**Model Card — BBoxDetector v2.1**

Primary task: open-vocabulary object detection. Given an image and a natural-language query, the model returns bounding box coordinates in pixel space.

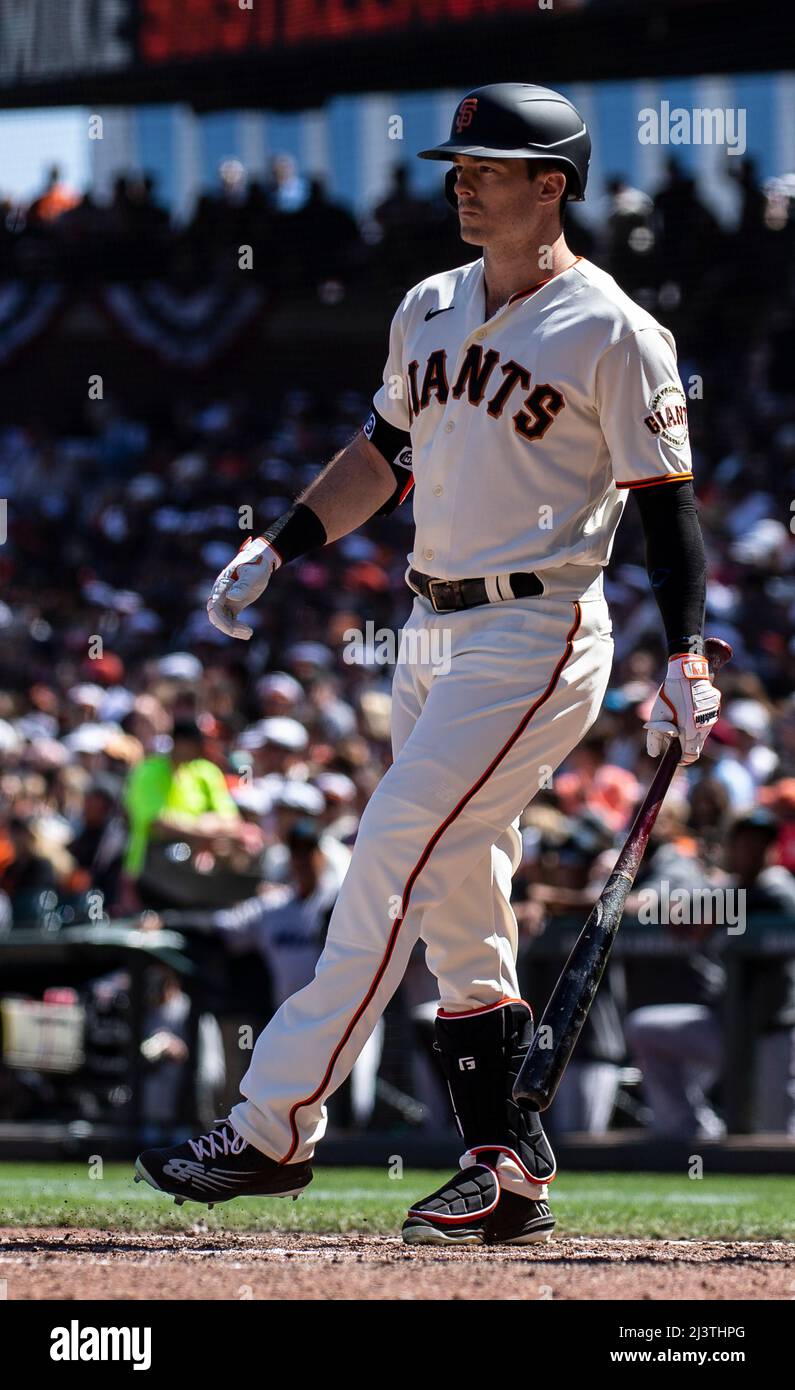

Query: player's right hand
[206,535,281,640]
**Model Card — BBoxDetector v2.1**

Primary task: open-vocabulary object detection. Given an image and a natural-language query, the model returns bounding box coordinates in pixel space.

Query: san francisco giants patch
[643,382,689,449]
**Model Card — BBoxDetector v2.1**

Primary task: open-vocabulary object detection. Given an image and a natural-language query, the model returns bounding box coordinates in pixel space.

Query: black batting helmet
[417,83,591,206]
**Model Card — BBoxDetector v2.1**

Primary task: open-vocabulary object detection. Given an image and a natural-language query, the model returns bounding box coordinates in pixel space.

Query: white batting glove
[206,536,281,640]
[644,652,721,765]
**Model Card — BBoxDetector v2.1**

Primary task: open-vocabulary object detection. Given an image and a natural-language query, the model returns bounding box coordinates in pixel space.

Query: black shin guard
[434,1001,556,1184]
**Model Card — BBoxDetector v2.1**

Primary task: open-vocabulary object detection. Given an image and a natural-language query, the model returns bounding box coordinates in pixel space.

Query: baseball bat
[512,636,733,1110]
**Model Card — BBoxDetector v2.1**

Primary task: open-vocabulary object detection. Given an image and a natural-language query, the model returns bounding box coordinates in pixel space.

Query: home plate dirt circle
[2,1229,793,1300]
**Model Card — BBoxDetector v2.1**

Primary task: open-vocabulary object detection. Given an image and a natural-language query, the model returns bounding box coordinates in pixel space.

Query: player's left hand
[644,652,721,764]
[207,535,281,640]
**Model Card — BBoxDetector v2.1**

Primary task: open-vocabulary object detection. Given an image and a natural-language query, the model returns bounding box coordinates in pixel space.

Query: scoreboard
[0,0,778,109]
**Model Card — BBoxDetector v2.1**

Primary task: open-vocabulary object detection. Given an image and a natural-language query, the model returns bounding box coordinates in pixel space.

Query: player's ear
[537,168,567,206]
[528,162,568,222]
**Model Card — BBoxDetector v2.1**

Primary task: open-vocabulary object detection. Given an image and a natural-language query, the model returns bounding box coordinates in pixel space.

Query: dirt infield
[2,1228,793,1300]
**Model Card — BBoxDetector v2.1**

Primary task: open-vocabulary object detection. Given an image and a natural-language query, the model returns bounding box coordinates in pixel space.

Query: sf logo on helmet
[455,97,478,133]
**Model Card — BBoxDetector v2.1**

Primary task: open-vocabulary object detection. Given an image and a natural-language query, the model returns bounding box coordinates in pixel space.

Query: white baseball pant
[231,582,614,1163]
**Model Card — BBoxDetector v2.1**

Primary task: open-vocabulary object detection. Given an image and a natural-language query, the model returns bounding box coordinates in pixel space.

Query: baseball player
[135,84,720,1245]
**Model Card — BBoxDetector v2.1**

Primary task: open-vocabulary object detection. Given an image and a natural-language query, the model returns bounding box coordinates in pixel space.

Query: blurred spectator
[368,163,437,283]
[622,806,728,1140]
[140,966,191,1136]
[165,817,380,1127]
[687,774,733,864]
[211,819,342,999]
[728,156,768,239]
[517,811,626,1135]
[0,814,59,927]
[727,810,795,1134]
[121,716,245,910]
[255,671,304,718]
[68,775,126,907]
[372,163,432,235]
[726,699,778,786]
[652,156,723,288]
[289,177,360,282]
[27,164,80,223]
[268,154,309,213]
[139,963,225,1144]
[600,175,655,291]
[758,779,795,871]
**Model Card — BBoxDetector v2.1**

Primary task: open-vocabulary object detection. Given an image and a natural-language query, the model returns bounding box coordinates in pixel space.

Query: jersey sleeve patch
[642,381,689,451]
[597,328,694,489]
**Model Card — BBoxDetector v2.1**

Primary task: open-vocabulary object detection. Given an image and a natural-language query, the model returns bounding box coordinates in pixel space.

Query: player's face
[450,155,560,245]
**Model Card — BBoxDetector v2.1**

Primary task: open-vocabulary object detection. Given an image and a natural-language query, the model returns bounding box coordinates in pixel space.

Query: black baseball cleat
[401,1164,554,1246]
[134,1119,313,1209]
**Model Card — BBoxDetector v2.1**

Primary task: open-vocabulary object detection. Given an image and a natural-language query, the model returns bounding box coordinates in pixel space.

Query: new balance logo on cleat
[161,1157,270,1195]
[134,1120,313,1208]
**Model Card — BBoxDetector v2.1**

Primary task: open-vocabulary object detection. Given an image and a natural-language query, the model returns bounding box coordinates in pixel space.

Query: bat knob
[704,636,733,678]
[511,1078,544,1109]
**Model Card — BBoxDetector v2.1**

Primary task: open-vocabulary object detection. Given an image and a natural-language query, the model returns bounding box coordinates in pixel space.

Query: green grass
[1,1164,794,1239]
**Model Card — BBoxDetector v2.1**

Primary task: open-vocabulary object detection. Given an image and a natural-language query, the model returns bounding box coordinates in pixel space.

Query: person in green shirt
[120,718,244,911]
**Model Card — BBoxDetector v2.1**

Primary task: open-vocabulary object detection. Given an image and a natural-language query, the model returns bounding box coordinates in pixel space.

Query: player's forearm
[267,432,396,556]
[633,479,706,656]
[207,432,397,638]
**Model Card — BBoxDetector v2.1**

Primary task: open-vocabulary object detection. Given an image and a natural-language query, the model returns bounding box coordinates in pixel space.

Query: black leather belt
[408,567,544,613]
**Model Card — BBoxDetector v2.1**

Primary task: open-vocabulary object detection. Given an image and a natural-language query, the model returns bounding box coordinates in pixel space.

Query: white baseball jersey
[372,255,692,582]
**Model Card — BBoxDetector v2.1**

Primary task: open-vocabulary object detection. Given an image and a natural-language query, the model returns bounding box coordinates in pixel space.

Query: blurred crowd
[3,151,795,315]
[1,147,795,1142]
[0,156,458,290]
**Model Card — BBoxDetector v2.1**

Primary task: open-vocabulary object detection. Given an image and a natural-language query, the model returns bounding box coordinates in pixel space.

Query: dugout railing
[0,914,793,1155]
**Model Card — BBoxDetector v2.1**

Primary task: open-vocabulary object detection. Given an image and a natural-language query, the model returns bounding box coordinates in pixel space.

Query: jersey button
[433,485,443,496]
[444,421,455,433]
[475,330,487,340]
[424,549,434,562]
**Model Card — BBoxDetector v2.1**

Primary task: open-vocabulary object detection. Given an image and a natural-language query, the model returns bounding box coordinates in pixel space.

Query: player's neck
[481,231,575,318]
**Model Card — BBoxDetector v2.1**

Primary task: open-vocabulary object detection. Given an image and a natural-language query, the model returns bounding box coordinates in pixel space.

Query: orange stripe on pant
[279,602,582,1163]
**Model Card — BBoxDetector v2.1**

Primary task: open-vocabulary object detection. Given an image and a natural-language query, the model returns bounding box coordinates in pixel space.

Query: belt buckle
[427,578,455,613]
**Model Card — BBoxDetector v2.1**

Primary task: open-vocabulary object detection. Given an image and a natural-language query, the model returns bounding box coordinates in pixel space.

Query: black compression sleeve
[363,406,413,516]
[632,479,706,657]
[262,502,327,564]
